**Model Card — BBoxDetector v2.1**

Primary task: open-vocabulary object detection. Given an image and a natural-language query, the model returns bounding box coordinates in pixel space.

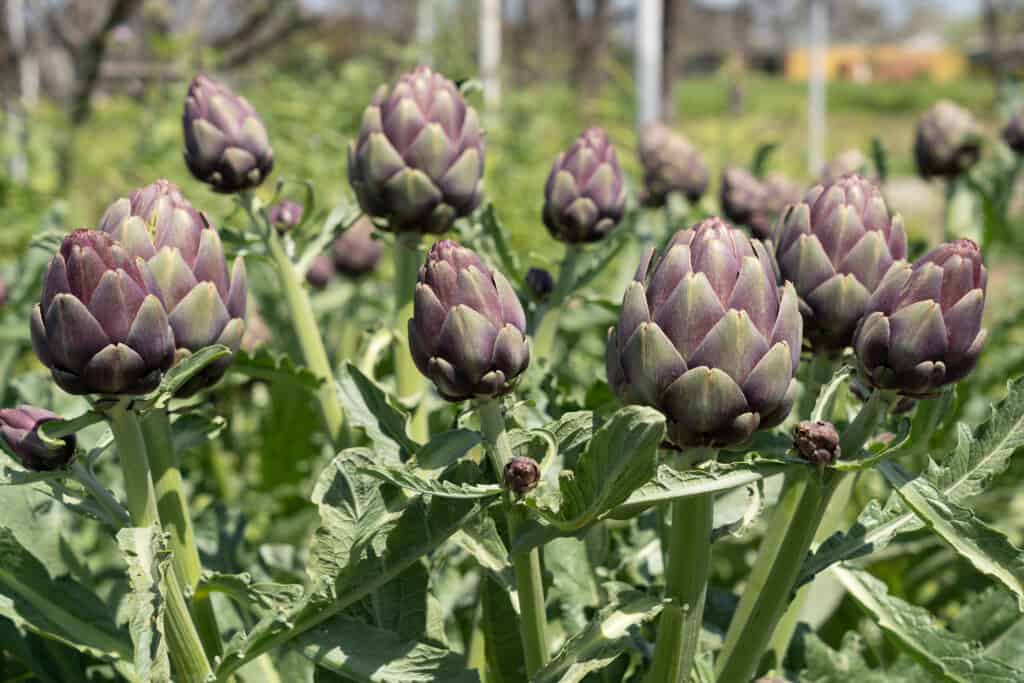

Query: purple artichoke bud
[30,230,175,396]
[914,100,981,180]
[793,420,840,465]
[854,238,987,397]
[409,240,529,402]
[638,123,709,206]
[268,200,303,233]
[720,166,769,236]
[1002,104,1024,156]
[0,406,76,471]
[348,66,485,235]
[821,148,873,185]
[100,180,247,395]
[183,74,274,193]
[542,127,626,243]
[306,254,334,290]
[525,267,554,302]
[331,217,382,277]
[504,456,540,496]
[606,217,802,448]
[775,174,908,351]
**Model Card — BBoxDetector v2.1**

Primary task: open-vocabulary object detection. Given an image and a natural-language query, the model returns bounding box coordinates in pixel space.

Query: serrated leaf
[358,459,500,499]
[481,573,526,683]
[232,348,323,390]
[198,571,304,614]
[545,537,599,634]
[415,429,481,472]
[950,587,1024,669]
[800,632,908,683]
[451,512,514,590]
[338,363,420,462]
[117,526,172,683]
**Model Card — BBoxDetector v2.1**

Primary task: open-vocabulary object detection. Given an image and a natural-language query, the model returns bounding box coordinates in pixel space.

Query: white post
[635,0,663,130]
[808,0,828,175]
[480,0,502,113]
[417,0,435,66]
[5,0,33,182]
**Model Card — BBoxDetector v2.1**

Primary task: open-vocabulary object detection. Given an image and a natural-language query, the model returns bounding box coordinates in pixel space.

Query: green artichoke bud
[1002,104,1024,156]
[525,267,554,302]
[0,406,76,471]
[306,254,334,290]
[100,179,247,395]
[914,100,981,180]
[607,217,802,448]
[31,230,175,396]
[409,240,529,401]
[268,200,303,233]
[821,148,874,184]
[504,456,540,497]
[775,174,907,351]
[543,127,626,243]
[793,420,840,465]
[348,66,484,235]
[331,217,382,277]
[638,123,708,206]
[854,238,987,397]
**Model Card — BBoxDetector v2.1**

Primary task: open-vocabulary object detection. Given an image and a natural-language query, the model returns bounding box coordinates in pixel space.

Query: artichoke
[606,217,802,448]
[348,66,484,235]
[1002,104,1024,156]
[854,239,987,397]
[268,200,303,233]
[793,420,840,465]
[409,240,529,401]
[762,174,803,218]
[542,127,626,243]
[914,100,981,180]
[525,267,554,302]
[0,406,76,471]
[331,217,382,277]
[100,179,247,395]
[774,174,907,351]
[306,255,334,290]
[821,148,873,184]
[720,166,768,236]
[638,123,709,206]
[504,456,540,497]
[183,74,274,193]
[30,230,175,396]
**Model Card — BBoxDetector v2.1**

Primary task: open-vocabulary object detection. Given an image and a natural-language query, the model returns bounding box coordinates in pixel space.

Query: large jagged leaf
[357,458,501,499]
[117,527,172,683]
[481,573,526,683]
[951,587,1024,670]
[800,632,921,683]
[414,429,481,473]
[232,348,323,390]
[545,537,600,635]
[198,571,304,614]
[451,512,515,590]
[337,363,420,461]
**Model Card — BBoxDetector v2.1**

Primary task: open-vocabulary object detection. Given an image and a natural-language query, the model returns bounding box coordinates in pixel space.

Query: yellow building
[785,43,966,83]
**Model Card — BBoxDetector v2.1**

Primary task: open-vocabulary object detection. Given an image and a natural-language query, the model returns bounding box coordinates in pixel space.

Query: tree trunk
[660,0,684,121]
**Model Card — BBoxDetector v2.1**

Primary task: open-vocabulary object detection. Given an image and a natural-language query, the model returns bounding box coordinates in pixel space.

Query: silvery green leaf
[357,458,501,499]
[414,429,481,473]
[117,526,172,683]
[481,574,526,683]
[198,571,304,614]
[337,363,420,462]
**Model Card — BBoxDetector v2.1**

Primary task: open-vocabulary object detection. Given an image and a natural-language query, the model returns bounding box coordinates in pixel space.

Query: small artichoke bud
[504,456,540,496]
[183,74,274,193]
[821,148,873,185]
[409,240,529,402]
[0,406,76,471]
[525,267,554,302]
[794,420,840,465]
[543,127,626,243]
[1002,104,1024,156]
[331,217,382,277]
[914,100,981,180]
[306,254,334,290]
[720,166,769,236]
[775,174,907,351]
[854,239,987,397]
[30,230,175,396]
[268,200,303,233]
[638,123,709,206]
[606,217,802,448]
[348,66,485,235]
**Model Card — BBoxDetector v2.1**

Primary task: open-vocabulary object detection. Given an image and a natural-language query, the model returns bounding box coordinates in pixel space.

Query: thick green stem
[478,399,549,677]
[648,489,715,683]
[393,234,428,442]
[142,410,222,660]
[531,247,581,364]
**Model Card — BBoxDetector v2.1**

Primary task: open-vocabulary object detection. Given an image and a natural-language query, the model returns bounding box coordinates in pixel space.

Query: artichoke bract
[331,217,382,277]
[0,406,76,472]
[183,74,274,193]
[1002,105,1024,156]
[348,66,484,235]
[638,123,708,206]
[268,200,303,233]
[775,174,907,351]
[914,100,981,180]
[409,240,529,402]
[854,239,987,397]
[31,230,175,396]
[542,127,626,243]
[100,179,247,395]
[606,217,802,448]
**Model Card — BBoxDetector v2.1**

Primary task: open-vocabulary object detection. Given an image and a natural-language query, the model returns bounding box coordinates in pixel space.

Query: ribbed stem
[393,234,428,442]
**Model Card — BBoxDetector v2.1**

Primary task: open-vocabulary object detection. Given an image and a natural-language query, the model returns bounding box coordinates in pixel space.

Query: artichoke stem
[393,233,429,441]
[531,246,580,365]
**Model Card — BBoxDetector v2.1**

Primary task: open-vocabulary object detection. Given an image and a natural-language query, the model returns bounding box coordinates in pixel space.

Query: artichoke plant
[30,230,175,396]
[409,240,529,401]
[183,74,274,193]
[1002,104,1024,156]
[331,216,382,277]
[504,456,540,497]
[638,123,708,206]
[914,100,981,180]
[854,238,987,397]
[100,179,247,395]
[268,200,303,233]
[0,406,76,471]
[348,66,484,235]
[542,127,627,243]
[606,217,802,447]
[775,174,907,351]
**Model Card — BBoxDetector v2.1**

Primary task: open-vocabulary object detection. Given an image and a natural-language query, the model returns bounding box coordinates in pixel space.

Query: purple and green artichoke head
[542,127,626,243]
[183,74,274,194]
[331,216,382,277]
[914,100,981,180]
[606,217,802,448]
[268,200,304,233]
[821,148,873,185]
[100,179,247,395]
[31,230,175,396]
[638,123,709,206]
[1002,104,1024,156]
[348,66,485,235]
[775,174,907,352]
[0,405,76,472]
[409,240,529,402]
[854,238,987,397]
